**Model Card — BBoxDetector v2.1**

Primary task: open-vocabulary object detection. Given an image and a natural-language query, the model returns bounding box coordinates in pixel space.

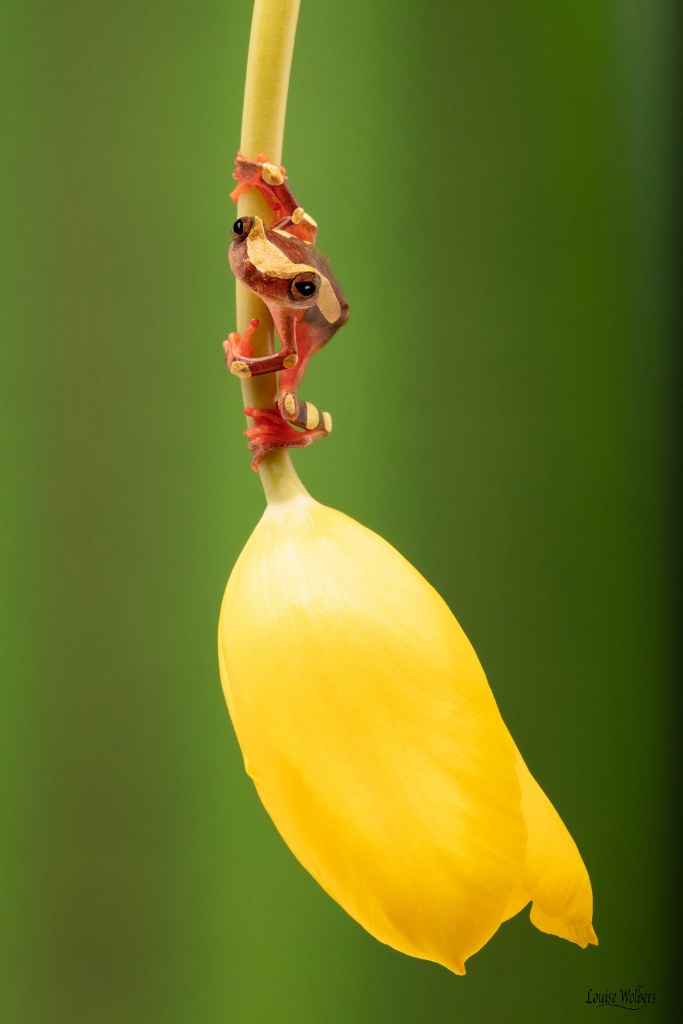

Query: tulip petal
[514,751,598,947]
[219,494,529,973]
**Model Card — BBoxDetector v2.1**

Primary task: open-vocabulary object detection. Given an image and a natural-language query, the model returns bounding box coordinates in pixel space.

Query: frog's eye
[231,217,253,242]
[290,272,319,300]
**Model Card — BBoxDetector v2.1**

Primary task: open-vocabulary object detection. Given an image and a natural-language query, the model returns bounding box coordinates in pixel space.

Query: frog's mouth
[246,217,341,324]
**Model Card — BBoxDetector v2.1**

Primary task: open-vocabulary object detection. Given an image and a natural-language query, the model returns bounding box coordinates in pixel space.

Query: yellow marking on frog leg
[261,162,284,186]
[246,218,341,324]
[282,393,297,417]
[291,207,304,224]
[305,404,320,430]
[230,361,252,378]
[322,411,332,433]
[282,353,298,369]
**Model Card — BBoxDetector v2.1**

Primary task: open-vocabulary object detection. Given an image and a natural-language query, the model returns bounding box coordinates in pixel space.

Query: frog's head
[229,215,340,322]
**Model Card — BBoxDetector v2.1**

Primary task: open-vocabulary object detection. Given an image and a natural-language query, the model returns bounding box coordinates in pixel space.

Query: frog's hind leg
[238,323,332,470]
[243,407,330,470]
[277,346,333,440]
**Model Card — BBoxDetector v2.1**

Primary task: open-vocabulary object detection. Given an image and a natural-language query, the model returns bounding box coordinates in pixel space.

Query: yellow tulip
[218,488,597,974]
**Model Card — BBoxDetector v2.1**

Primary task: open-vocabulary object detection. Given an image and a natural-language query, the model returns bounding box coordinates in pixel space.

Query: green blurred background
[1,1,678,1021]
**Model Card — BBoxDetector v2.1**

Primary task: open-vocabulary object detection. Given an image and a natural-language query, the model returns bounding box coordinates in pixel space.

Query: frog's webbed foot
[223,319,260,374]
[224,319,300,380]
[244,404,331,470]
[230,152,289,213]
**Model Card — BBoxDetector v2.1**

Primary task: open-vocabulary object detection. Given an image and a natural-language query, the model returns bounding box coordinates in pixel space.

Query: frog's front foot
[223,318,259,375]
[230,152,287,208]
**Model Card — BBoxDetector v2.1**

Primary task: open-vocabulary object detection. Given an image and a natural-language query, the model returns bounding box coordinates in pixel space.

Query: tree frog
[224,152,349,467]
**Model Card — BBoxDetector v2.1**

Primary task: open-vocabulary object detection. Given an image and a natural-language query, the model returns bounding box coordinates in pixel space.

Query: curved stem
[235,0,306,504]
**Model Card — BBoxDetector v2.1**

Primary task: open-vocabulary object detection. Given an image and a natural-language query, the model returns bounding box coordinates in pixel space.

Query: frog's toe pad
[230,360,252,378]
[279,392,299,421]
[261,162,284,186]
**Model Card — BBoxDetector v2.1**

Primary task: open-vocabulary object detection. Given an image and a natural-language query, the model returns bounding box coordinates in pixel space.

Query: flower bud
[218,492,596,972]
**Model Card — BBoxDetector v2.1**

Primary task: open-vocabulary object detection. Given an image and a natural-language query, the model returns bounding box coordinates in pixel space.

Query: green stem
[235,0,307,504]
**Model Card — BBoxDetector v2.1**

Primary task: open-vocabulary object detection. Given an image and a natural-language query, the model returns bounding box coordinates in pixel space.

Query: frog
[224,152,349,467]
